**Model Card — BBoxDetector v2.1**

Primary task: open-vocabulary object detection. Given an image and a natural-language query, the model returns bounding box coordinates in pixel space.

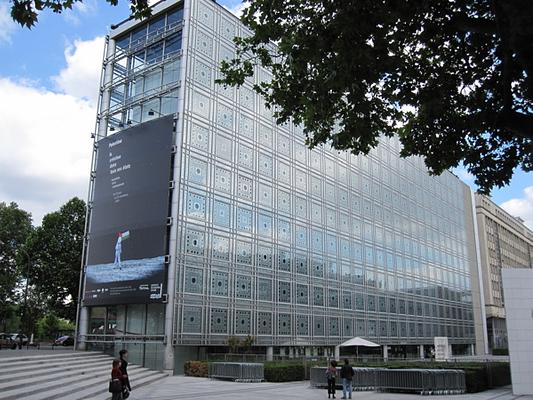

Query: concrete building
[77,0,485,373]
[475,194,533,352]
[501,268,533,395]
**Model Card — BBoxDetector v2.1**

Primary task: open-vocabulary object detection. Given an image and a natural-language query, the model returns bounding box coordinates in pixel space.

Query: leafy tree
[0,304,20,333]
[0,202,32,331]
[36,313,75,340]
[19,285,48,336]
[227,336,241,353]
[21,198,86,321]
[37,313,60,340]
[241,335,255,353]
[9,0,151,27]
[219,0,533,193]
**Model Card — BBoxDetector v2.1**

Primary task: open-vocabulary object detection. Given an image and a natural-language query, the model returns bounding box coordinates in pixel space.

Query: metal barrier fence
[375,368,465,395]
[310,367,380,391]
[310,367,465,395]
[208,362,264,382]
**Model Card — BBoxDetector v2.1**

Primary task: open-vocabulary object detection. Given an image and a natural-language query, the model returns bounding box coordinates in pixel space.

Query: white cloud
[73,0,98,15]
[62,0,98,25]
[0,2,17,45]
[224,1,249,17]
[0,77,94,224]
[0,36,105,224]
[52,36,105,105]
[500,186,533,230]
[453,166,475,184]
[0,77,94,220]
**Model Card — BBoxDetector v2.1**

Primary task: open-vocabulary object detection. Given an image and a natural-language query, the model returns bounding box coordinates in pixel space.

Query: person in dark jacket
[340,359,354,399]
[119,349,131,397]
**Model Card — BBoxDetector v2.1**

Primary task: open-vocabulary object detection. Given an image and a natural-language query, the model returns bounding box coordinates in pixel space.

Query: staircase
[0,351,168,400]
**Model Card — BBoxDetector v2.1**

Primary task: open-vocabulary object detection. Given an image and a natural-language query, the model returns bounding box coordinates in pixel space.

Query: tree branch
[496,110,533,141]
[493,3,513,112]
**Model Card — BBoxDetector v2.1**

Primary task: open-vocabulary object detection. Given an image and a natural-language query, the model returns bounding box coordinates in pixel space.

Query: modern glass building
[77,0,485,372]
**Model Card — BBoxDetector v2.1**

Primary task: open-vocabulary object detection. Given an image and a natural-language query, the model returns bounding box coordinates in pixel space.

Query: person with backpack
[325,360,338,398]
[340,359,354,399]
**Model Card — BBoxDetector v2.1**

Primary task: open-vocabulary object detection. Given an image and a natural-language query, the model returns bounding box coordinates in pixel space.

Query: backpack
[326,367,336,379]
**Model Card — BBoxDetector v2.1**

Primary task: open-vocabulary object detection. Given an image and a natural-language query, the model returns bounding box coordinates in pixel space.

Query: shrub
[184,361,208,377]
[484,363,511,388]
[492,348,509,356]
[464,367,488,393]
[264,362,305,382]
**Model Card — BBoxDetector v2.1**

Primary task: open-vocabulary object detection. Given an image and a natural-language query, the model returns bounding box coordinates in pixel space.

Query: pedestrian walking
[340,359,354,399]
[326,360,337,398]
[119,349,131,398]
[109,359,123,400]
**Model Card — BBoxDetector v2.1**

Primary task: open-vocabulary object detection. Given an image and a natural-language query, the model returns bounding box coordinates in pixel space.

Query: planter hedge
[264,362,305,382]
[184,361,208,377]
[492,348,509,356]
[482,363,511,389]
[461,364,510,393]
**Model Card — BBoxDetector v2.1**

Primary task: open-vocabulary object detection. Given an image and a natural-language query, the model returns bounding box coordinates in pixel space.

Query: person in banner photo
[114,231,130,268]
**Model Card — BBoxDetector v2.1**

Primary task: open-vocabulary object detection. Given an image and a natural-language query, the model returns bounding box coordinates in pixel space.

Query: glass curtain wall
[173,0,477,353]
[105,5,183,134]
[87,304,165,369]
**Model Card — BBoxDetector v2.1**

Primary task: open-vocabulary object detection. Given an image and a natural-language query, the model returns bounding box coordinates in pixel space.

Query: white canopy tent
[339,337,380,347]
[336,337,380,360]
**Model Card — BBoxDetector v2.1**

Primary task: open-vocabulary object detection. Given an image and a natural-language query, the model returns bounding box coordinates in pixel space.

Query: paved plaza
[1,350,530,400]
[120,376,532,400]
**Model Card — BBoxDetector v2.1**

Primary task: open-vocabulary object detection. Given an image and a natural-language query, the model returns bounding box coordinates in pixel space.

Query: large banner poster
[83,116,174,305]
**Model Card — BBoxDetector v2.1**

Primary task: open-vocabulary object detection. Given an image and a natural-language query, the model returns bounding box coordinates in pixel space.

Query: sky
[0,0,531,230]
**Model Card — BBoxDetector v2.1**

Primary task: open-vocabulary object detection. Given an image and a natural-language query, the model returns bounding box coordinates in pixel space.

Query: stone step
[0,361,142,391]
[17,368,165,400]
[0,358,120,384]
[73,371,169,400]
[0,355,113,378]
[0,352,104,366]
[0,351,167,400]
[0,364,110,400]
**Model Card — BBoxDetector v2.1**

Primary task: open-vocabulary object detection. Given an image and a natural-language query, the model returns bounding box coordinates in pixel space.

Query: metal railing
[206,353,267,363]
[209,362,264,382]
[80,334,166,344]
[100,80,181,121]
[104,50,183,92]
[376,368,466,395]
[310,367,379,391]
[111,21,184,62]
